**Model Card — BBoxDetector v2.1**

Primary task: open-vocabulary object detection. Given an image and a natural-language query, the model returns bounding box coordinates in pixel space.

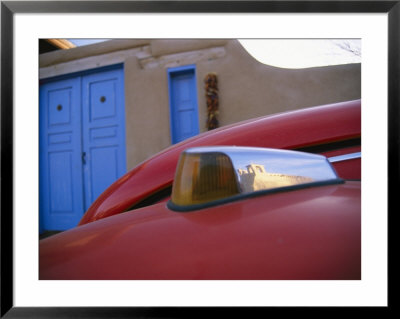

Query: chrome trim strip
[328,152,361,163]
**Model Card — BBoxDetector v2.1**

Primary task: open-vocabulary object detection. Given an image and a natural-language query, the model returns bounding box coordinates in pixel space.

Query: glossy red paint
[79,100,361,225]
[322,145,361,180]
[40,182,361,280]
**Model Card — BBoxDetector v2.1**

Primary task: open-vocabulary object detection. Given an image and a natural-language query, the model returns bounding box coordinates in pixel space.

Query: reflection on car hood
[40,181,361,280]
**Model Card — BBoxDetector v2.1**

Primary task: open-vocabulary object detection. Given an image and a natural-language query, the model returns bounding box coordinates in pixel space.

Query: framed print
[1,0,396,317]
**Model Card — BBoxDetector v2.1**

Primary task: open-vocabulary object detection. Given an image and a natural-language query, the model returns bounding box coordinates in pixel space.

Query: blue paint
[39,65,126,232]
[39,77,85,231]
[168,65,200,144]
[81,68,126,210]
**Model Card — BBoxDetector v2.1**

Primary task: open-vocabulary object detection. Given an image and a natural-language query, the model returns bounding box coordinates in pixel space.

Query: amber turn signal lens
[171,152,240,206]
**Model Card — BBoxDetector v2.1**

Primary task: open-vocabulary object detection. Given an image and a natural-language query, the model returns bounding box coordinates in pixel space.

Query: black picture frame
[1,1,396,318]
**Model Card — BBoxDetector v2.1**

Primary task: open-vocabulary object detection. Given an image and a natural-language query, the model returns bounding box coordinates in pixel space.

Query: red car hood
[40,181,361,280]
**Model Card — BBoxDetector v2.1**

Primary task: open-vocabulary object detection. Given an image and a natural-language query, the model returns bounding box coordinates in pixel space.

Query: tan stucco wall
[197,40,360,125]
[40,39,361,170]
[124,55,172,166]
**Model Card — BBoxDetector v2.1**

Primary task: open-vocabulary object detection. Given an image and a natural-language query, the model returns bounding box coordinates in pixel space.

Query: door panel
[82,68,126,210]
[39,78,85,231]
[89,79,117,121]
[48,151,74,213]
[89,146,119,201]
[169,66,200,144]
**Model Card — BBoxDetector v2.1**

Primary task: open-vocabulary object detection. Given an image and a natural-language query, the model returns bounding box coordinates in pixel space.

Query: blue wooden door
[39,66,126,231]
[168,66,200,144]
[81,68,126,210]
[39,77,85,231]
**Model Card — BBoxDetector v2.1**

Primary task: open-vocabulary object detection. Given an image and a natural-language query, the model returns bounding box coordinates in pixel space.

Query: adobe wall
[40,39,361,170]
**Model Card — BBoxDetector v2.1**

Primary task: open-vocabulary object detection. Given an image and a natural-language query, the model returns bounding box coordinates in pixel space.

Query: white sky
[239,39,361,68]
[68,38,361,69]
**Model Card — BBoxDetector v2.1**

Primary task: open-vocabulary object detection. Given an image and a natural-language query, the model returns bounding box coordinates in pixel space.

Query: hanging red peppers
[204,73,219,130]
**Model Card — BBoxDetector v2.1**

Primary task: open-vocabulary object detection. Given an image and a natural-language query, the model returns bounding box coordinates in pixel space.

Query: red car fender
[79,100,361,225]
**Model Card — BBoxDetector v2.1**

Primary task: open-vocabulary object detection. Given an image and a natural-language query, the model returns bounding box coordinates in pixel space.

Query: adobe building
[39,39,360,231]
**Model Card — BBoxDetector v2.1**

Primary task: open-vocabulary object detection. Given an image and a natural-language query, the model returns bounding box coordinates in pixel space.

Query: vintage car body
[39,100,361,280]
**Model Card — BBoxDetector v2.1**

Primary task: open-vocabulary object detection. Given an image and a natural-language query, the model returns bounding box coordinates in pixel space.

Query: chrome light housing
[168,146,342,211]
